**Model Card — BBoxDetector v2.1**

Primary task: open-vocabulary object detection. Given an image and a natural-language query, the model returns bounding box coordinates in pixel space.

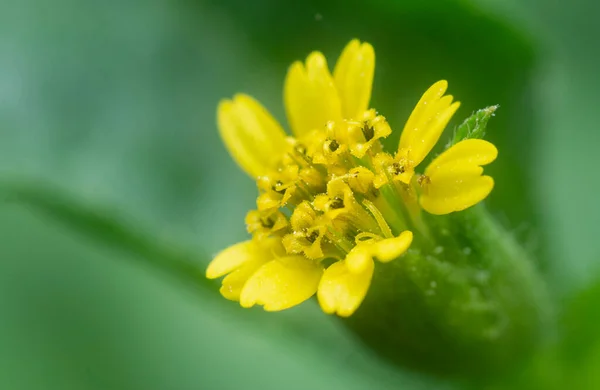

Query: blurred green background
[1,0,599,388]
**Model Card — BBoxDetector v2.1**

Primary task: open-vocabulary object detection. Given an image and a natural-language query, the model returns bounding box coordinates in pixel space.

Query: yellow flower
[419,139,497,215]
[347,167,375,194]
[314,179,362,222]
[245,209,288,241]
[310,120,351,168]
[255,164,300,210]
[282,201,327,259]
[208,39,500,317]
[342,108,391,158]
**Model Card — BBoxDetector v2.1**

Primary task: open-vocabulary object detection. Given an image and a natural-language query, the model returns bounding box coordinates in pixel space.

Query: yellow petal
[217,94,289,178]
[346,245,373,274]
[420,140,497,215]
[317,260,374,317]
[220,259,266,301]
[333,39,375,119]
[240,256,324,311]
[420,175,495,215]
[410,100,461,166]
[206,240,259,279]
[427,163,483,185]
[372,231,413,262]
[425,139,498,175]
[399,80,447,150]
[284,52,343,137]
[399,80,461,166]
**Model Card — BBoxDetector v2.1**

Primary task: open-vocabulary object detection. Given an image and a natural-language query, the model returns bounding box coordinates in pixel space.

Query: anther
[330,197,344,209]
[362,122,375,141]
[306,231,319,243]
[260,217,275,229]
[391,162,405,176]
[272,180,286,194]
[417,175,431,186]
[295,143,307,155]
[328,140,340,152]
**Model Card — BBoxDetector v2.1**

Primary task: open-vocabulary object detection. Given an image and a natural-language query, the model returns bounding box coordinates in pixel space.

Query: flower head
[207,39,498,317]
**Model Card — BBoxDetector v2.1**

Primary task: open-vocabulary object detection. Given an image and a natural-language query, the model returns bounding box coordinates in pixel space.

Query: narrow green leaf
[450,105,499,146]
[0,179,217,295]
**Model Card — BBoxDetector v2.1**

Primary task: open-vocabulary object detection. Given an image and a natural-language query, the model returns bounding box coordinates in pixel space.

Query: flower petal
[372,231,413,263]
[346,245,373,274]
[284,52,343,137]
[240,256,324,311]
[217,94,289,178]
[420,175,494,215]
[428,163,484,185]
[219,259,266,301]
[410,100,461,166]
[399,81,461,167]
[420,140,497,215]
[333,39,375,119]
[400,80,447,149]
[206,240,259,279]
[318,260,374,317]
[425,139,498,175]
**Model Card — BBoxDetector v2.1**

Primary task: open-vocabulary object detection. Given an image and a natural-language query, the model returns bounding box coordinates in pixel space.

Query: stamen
[329,139,340,152]
[330,197,345,209]
[362,122,375,141]
[362,199,394,238]
[418,175,431,186]
[306,230,319,243]
[272,180,287,194]
[295,143,307,155]
[261,217,275,229]
[391,162,405,176]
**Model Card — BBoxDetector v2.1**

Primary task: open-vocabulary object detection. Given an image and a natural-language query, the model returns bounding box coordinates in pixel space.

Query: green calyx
[340,204,552,379]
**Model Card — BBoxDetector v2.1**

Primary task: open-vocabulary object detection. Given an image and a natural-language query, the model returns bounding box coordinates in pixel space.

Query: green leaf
[0,178,215,295]
[450,105,499,146]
